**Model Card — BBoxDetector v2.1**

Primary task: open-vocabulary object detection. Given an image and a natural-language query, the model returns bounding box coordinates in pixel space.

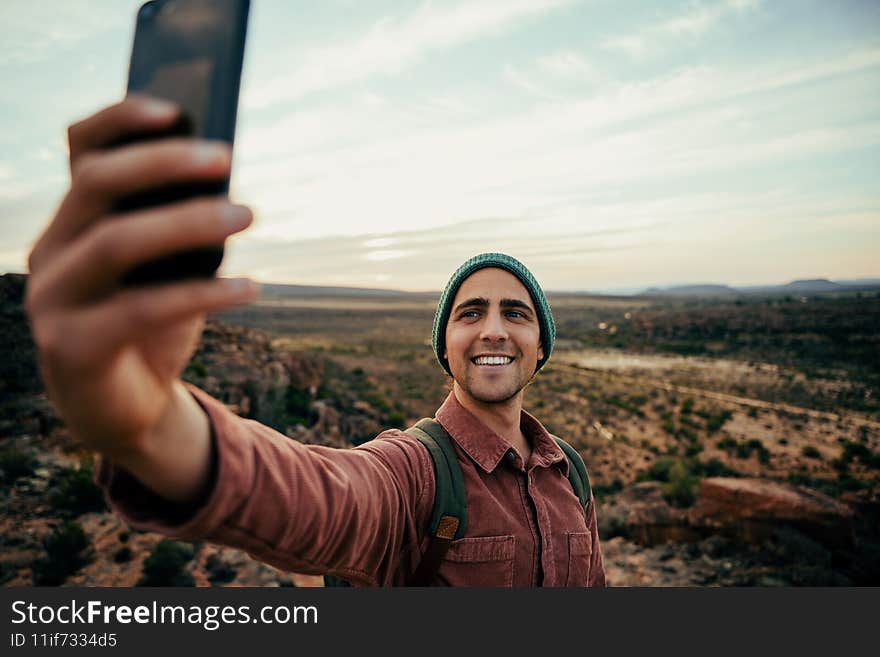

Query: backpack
[324,417,592,587]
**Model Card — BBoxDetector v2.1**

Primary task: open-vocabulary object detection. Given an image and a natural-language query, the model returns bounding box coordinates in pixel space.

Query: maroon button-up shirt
[98,386,606,587]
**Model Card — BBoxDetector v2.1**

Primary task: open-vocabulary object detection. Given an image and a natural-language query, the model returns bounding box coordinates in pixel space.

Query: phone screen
[127,0,248,143]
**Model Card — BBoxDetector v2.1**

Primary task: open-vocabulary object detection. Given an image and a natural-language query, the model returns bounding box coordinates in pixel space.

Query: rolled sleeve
[96,384,435,586]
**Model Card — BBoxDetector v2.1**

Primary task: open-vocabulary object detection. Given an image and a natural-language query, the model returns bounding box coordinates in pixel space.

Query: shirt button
[505,450,517,463]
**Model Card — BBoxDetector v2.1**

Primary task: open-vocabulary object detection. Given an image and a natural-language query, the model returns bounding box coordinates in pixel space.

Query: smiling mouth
[471,355,514,366]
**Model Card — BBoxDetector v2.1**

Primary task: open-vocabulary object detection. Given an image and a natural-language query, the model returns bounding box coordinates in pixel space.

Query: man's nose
[480,310,508,341]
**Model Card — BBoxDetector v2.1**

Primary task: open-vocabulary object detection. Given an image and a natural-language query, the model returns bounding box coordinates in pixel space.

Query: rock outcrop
[688,477,856,547]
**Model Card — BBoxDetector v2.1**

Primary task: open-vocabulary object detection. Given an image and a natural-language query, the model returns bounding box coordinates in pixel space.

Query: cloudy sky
[1,0,878,292]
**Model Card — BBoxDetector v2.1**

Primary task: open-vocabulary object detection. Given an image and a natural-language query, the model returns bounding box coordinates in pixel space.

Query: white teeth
[474,356,513,365]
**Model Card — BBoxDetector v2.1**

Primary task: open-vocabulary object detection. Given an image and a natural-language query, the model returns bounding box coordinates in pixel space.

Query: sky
[1,0,878,293]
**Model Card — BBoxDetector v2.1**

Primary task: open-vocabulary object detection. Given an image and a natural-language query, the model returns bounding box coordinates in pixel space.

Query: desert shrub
[32,522,91,585]
[636,457,677,483]
[802,445,821,459]
[717,436,737,452]
[48,459,106,514]
[0,447,37,484]
[283,385,312,426]
[705,409,733,433]
[663,460,698,508]
[840,440,880,469]
[184,359,207,378]
[138,540,195,586]
[593,478,623,498]
[680,398,694,414]
[685,442,704,457]
[387,411,406,429]
[697,458,739,478]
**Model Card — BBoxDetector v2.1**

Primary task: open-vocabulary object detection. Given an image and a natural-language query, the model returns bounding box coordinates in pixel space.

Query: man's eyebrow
[452,297,489,314]
[500,298,535,314]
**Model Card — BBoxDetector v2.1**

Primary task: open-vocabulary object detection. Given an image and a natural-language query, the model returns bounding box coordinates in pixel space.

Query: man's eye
[461,310,480,318]
[506,311,525,319]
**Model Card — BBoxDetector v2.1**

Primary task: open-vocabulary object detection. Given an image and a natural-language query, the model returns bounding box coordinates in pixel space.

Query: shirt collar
[434,391,569,475]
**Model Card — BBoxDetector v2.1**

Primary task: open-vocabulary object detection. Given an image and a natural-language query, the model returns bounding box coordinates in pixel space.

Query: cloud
[231,46,880,247]
[245,0,575,109]
[0,1,135,65]
[602,0,762,59]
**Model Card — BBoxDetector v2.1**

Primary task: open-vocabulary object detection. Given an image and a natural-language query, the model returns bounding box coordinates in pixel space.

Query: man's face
[444,267,544,405]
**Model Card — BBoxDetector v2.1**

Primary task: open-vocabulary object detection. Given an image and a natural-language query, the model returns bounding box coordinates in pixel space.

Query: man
[26,98,605,586]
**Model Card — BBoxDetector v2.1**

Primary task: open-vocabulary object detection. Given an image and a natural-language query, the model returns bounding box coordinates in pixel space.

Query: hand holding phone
[24,1,256,497]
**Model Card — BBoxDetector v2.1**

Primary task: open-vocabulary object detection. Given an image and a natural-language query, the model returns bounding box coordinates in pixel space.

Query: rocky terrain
[2,272,878,586]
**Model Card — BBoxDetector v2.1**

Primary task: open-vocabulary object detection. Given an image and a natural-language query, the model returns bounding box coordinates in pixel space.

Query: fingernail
[142,97,178,119]
[221,204,252,231]
[193,142,230,165]
[224,278,257,296]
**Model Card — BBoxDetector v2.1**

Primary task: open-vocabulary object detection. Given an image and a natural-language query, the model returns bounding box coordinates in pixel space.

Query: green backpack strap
[551,436,592,514]
[323,418,465,587]
[405,418,467,586]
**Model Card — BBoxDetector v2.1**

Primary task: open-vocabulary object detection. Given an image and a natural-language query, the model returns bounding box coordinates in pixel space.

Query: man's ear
[537,345,544,361]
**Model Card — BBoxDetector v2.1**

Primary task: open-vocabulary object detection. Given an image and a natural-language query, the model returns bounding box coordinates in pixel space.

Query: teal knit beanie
[432,253,555,375]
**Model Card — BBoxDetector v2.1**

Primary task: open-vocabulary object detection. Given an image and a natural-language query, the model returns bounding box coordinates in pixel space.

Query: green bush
[0,447,37,484]
[717,436,737,452]
[593,478,623,498]
[32,522,91,585]
[636,457,677,483]
[698,458,739,478]
[48,460,106,514]
[284,385,312,426]
[662,460,698,508]
[184,360,207,378]
[705,410,733,433]
[138,540,195,586]
[801,445,822,459]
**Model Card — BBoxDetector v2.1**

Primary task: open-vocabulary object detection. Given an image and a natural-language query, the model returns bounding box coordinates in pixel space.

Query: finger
[95,277,260,353]
[68,95,180,167]
[31,139,231,269]
[31,199,253,308]
[41,278,259,368]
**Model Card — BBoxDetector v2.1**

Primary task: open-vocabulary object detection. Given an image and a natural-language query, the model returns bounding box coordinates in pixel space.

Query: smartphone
[117,0,250,286]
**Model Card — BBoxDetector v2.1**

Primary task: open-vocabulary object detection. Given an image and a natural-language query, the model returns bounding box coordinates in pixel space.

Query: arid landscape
[2,272,879,586]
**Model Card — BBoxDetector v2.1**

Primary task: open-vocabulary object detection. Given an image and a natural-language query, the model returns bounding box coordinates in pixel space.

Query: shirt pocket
[565,531,593,587]
[441,535,516,587]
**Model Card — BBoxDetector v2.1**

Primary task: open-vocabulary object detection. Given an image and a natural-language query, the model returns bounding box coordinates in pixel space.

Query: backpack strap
[551,436,592,514]
[323,418,465,588]
[405,418,468,586]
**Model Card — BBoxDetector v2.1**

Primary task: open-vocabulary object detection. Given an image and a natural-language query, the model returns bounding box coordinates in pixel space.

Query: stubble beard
[457,364,532,405]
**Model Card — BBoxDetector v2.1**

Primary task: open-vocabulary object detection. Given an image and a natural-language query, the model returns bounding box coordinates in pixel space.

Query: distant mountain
[639,278,880,297]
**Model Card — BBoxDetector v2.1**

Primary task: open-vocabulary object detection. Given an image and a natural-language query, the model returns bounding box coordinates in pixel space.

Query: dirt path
[551,361,880,431]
